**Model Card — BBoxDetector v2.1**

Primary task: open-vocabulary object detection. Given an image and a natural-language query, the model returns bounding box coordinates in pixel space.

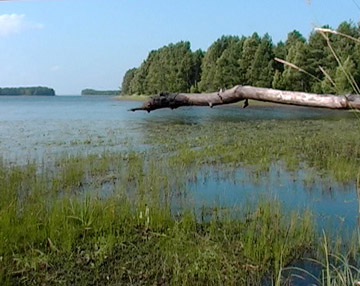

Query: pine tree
[213,37,244,89]
[333,21,359,61]
[121,68,137,95]
[127,42,198,94]
[273,41,286,73]
[198,36,238,91]
[123,24,360,96]
[333,21,360,85]
[285,30,305,52]
[238,33,261,85]
[281,42,310,92]
[306,26,337,92]
[145,49,166,94]
[272,70,284,90]
[334,56,356,94]
[128,50,157,94]
[189,49,204,92]
[250,33,274,87]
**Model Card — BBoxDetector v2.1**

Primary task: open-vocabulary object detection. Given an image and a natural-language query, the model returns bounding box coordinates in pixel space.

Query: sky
[0,0,359,95]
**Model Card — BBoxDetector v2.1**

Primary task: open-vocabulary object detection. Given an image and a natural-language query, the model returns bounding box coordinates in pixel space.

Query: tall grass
[275,23,360,286]
[283,232,360,286]
[0,154,315,285]
[1,95,360,284]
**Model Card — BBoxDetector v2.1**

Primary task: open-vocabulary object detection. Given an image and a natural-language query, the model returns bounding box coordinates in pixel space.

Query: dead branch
[129,85,360,112]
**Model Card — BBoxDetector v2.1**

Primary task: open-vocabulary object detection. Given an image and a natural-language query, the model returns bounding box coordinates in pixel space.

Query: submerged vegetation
[0,115,360,285]
[143,118,360,182]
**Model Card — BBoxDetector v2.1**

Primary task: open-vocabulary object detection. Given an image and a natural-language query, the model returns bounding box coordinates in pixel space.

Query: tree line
[81,89,120,96]
[0,87,55,96]
[121,21,360,96]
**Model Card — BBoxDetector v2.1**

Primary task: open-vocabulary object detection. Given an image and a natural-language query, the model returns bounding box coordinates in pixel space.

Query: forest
[121,21,360,96]
[81,89,120,96]
[0,87,55,96]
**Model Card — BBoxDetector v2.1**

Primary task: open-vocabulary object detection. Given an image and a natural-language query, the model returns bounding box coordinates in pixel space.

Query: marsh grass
[0,153,316,285]
[144,119,360,183]
[281,232,360,286]
[273,24,360,285]
[0,106,359,284]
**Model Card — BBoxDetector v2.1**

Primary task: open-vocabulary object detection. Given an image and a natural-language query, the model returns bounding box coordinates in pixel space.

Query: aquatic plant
[0,153,315,285]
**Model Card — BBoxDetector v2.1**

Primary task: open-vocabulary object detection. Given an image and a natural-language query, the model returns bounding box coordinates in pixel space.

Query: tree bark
[129,85,360,112]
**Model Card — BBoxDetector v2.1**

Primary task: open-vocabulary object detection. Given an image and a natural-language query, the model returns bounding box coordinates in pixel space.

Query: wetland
[0,95,359,285]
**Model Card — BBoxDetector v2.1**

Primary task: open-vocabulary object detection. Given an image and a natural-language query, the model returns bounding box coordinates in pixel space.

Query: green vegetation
[0,153,314,285]
[122,20,360,96]
[81,89,120,96]
[0,87,55,96]
[115,94,149,101]
[143,118,360,182]
[123,41,203,95]
[0,116,360,284]
[120,68,137,95]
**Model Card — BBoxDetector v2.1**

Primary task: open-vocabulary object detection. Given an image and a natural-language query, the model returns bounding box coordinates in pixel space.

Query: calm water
[0,95,358,232]
[0,95,353,162]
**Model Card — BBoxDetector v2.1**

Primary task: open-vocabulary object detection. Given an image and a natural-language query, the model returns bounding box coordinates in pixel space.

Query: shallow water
[0,95,358,233]
[0,96,353,162]
[182,164,357,233]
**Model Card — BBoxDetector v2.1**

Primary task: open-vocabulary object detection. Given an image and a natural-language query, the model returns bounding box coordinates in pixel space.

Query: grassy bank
[114,94,149,101]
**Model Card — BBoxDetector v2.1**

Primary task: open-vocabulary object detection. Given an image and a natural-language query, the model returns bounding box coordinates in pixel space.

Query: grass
[143,118,360,182]
[0,111,359,284]
[281,232,360,286]
[114,94,150,101]
[0,144,358,285]
[273,25,360,285]
[0,154,315,285]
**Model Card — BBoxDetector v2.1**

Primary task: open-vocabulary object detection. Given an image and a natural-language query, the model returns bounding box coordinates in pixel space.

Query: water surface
[0,95,358,233]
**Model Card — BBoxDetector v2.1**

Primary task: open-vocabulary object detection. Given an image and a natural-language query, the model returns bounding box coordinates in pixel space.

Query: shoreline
[114,95,149,101]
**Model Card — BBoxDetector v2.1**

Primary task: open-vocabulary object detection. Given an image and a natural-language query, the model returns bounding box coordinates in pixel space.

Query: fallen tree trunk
[129,85,360,112]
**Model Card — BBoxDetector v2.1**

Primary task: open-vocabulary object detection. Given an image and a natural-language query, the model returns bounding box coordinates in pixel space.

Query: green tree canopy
[334,56,356,94]
[250,33,274,88]
[121,68,137,95]
[281,42,310,92]
[122,20,360,96]
[238,33,261,86]
[198,36,240,91]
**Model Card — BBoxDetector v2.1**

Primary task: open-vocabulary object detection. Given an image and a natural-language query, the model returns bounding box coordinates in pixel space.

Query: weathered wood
[129,85,360,112]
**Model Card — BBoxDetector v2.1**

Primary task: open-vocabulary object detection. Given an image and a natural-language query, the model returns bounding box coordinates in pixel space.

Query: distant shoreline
[81,89,120,96]
[0,87,55,96]
[0,94,55,96]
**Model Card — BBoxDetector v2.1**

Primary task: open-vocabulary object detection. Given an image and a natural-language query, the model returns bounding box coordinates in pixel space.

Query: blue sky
[0,0,359,95]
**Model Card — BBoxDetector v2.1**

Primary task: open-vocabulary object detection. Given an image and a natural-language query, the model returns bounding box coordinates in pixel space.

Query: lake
[0,95,353,162]
[0,95,358,233]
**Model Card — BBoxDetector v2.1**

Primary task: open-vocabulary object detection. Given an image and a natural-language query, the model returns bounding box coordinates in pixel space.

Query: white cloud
[0,14,43,37]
